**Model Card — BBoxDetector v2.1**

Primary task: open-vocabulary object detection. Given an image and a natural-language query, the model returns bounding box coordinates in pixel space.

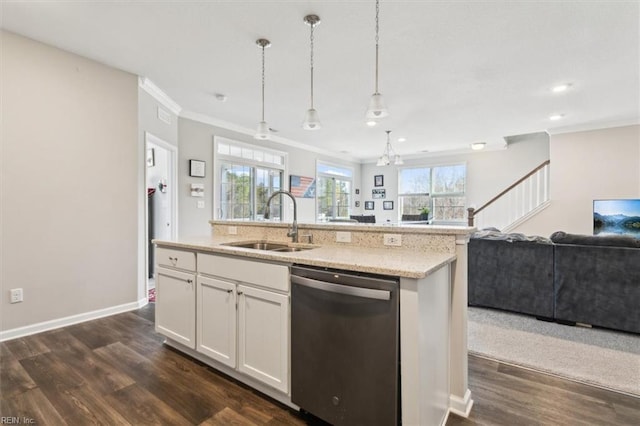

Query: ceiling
[2,1,639,161]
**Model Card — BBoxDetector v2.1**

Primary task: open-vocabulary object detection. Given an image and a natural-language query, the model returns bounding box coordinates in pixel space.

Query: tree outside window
[220,162,282,220]
[398,164,466,222]
[317,162,353,222]
[216,138,286,221]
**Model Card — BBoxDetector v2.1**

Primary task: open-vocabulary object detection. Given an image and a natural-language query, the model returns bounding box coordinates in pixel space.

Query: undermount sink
[223,241,315,252]
[227,241,289,250]
[270,247,313,252]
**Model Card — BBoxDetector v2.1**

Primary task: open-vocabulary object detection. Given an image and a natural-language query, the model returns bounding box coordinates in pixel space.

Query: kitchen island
[154,221,475,425]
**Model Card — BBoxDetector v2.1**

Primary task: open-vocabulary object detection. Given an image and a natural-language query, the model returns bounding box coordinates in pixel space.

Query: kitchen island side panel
[400,264,451,426]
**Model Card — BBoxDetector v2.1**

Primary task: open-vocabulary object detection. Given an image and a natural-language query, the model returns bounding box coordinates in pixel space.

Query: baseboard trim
[0,297,149,342]
[449,389,474,418]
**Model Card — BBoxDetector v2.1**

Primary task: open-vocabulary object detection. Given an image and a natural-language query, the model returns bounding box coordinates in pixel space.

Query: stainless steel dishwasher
[291,265,400,426]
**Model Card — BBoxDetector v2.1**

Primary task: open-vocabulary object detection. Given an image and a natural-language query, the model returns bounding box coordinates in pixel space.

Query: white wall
[1,31,139,331]
[177,117,362,235]
[514,125,640,237]
[360,134,550,224]
[137,87,179,298]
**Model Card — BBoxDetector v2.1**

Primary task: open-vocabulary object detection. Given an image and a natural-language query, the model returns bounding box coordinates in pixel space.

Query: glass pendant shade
[377,156,388,166]
[303,108,321,130]
[254,121,270,140]
[366,93,389,119]
[394,155,404,165]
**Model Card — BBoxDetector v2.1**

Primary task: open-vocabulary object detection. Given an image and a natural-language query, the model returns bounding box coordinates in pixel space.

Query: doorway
[145,132,177,300]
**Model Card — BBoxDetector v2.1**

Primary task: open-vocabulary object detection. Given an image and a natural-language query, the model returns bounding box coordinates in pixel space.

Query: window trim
[397,162,467,223]
[316,160,354,222]
[213,136,288,221]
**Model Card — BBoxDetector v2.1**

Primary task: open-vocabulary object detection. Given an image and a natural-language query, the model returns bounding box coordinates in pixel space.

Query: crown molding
[360,141,508,165]
[547,117,640,135]
[180,110,359,163]
[138,77,182,116]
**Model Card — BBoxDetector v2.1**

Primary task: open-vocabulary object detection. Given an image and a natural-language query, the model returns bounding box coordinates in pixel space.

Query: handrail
[468,160,550,226]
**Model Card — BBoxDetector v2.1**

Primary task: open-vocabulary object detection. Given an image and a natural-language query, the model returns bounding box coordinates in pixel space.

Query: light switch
[197,200,205,209]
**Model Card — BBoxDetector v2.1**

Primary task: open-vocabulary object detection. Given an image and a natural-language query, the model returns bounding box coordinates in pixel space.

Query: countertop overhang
[153,235,456,279]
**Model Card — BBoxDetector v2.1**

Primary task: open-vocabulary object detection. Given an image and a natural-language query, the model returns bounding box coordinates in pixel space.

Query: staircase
[467,160,550,232]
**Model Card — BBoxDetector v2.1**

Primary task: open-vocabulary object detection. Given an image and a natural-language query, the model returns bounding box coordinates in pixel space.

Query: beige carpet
[467,307,640,397]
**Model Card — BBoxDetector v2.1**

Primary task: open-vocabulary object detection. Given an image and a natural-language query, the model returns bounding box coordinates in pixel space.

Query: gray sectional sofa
[468,230,640,334]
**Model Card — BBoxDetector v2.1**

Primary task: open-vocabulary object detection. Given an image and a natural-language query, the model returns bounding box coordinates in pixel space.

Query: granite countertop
[153,235,456,279]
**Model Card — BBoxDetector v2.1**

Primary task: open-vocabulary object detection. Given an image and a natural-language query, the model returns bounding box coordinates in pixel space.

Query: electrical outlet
[384,234,402,246]
[228,226,237,235]
[10,288,23,304]
[336,231,351,243]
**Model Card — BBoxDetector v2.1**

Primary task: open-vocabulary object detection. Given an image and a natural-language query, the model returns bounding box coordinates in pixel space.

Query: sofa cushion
[550,231,640,248]
[472,230,552,244]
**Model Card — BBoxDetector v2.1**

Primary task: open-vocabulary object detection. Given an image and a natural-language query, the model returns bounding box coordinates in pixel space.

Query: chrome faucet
[264,190,298,243]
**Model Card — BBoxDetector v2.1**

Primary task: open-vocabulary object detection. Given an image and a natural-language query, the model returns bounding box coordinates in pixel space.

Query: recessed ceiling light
[366,119,378,127]
[549,114,564,121]
[214,93,227,102]
[552,84,570,93]
[471,142,486,151]
[397,137,407,143]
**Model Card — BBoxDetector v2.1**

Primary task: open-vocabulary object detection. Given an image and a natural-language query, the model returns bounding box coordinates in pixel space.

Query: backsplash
[210,221,473,254]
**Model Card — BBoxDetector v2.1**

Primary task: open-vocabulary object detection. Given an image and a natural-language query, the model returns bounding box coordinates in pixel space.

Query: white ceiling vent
[157,107,172,125]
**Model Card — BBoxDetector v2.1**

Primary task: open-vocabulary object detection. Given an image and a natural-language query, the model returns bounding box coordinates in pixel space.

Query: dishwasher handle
[291,275,391,301]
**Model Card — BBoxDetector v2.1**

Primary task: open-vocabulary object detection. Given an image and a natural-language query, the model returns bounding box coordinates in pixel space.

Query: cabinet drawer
[198,254,289,292]
[156,247,196,271]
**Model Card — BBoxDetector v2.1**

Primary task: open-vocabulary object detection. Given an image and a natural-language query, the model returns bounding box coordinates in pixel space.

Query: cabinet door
[155,267,196,349]
[237,285,289,393]
[197,276,236,368]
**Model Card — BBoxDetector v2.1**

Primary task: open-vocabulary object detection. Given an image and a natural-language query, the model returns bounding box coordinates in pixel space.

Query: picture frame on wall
[189,159,206,177]
[364,201,375,210]
[383,201,394,210]
[374,175,384,187]
[372,188,386,199]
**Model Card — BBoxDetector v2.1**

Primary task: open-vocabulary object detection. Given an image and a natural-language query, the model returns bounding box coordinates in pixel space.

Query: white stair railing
[468,161,550,231]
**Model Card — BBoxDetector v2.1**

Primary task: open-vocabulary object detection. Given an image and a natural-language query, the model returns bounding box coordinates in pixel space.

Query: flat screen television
[593,199,640,237]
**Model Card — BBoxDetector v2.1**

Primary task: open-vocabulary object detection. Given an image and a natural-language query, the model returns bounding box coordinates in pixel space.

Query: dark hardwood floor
[1,303,638,425]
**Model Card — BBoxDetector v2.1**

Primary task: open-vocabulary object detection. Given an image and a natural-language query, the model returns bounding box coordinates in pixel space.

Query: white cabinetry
[237,284,289,391]
[155,247,196,349]
[197,275,236,367]
[197,253,290,393]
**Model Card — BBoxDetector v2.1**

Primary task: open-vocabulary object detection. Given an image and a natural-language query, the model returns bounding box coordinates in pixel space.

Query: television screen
[593,199,640,237]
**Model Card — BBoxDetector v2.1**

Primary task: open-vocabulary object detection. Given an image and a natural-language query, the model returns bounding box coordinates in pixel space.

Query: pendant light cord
[261,44,266,122]
[374,0,380,94]
[310,21,315,108]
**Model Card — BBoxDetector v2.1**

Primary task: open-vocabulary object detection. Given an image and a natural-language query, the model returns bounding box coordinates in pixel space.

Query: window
[215,138,286,220]
[398,164,466,222]
[398,167,431,219]
[316,162,353,221]
[431,164,466,221]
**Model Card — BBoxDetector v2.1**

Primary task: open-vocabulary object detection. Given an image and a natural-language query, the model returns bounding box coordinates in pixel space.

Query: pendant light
[255,38,271,140]
[366,0,389,126]
[377,130,403,166]
[303,14,321,130]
